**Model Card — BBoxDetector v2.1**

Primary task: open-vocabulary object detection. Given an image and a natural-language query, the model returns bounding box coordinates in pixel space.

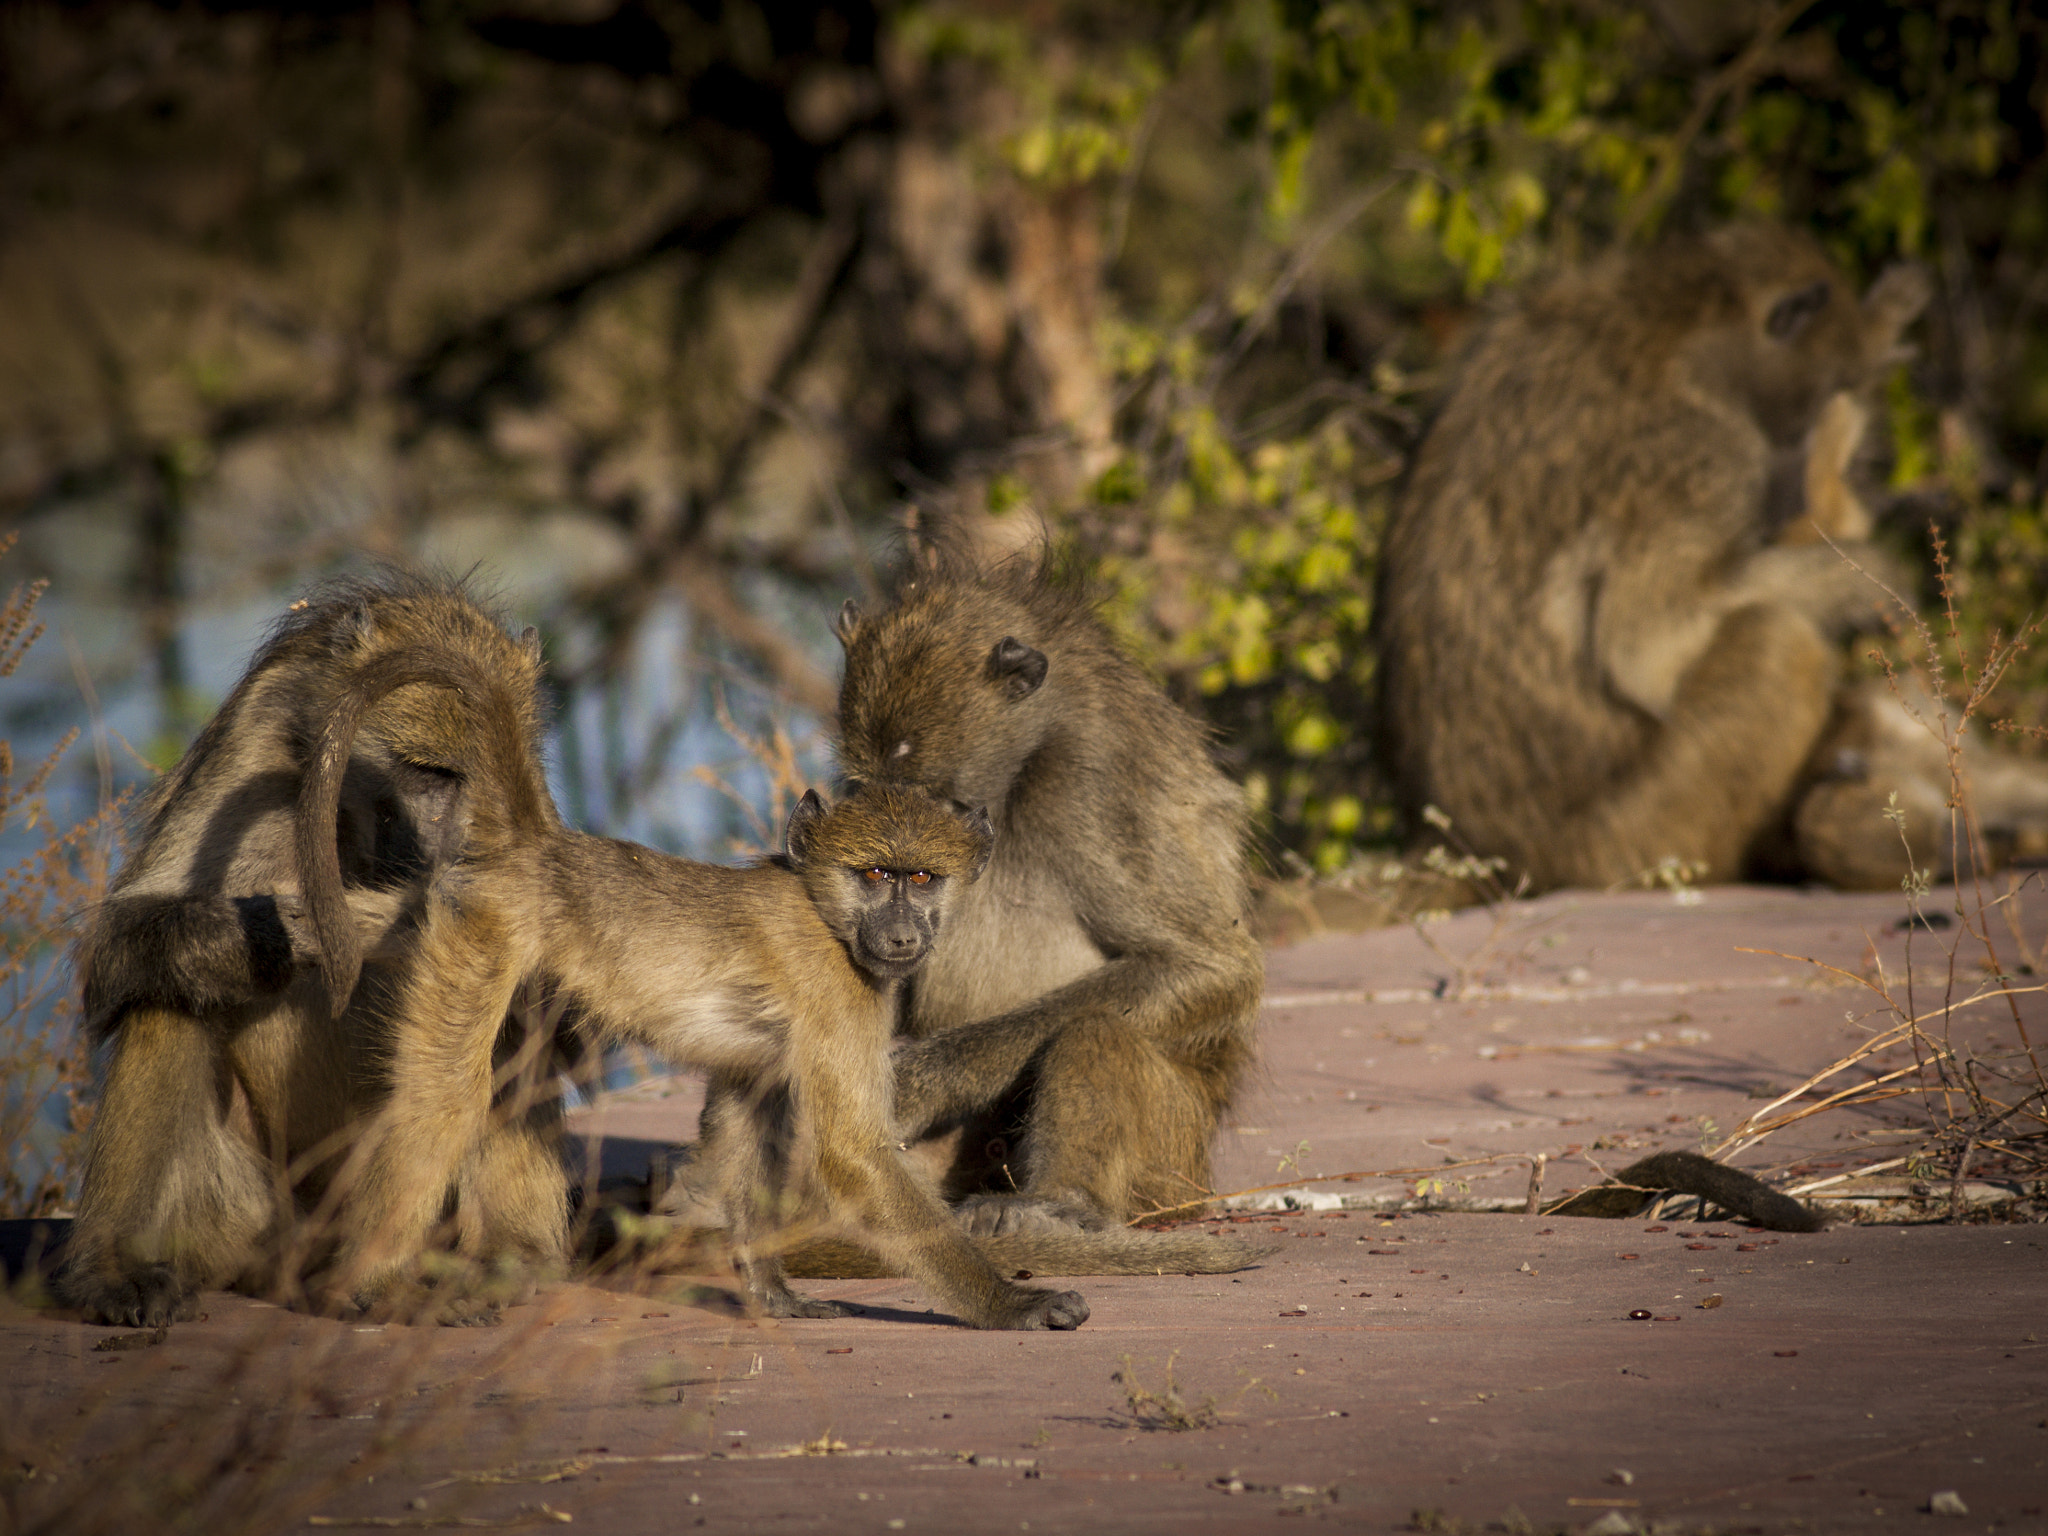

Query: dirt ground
[5,885,2045,1535]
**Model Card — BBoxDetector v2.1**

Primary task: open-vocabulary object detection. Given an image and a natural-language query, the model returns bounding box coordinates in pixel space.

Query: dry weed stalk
[688,684,816,857]
[1711,532,2048,1199]
[0,534,120,1217]
[1110,1351,1219,1432]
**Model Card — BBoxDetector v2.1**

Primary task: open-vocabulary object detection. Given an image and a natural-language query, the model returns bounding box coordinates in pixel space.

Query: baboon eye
[863,868,891,883]
[908,870,932,885]
[892,740,912,759]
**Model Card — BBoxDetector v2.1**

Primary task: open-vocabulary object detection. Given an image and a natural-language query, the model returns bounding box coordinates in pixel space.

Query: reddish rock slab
[6,885,2044,1535]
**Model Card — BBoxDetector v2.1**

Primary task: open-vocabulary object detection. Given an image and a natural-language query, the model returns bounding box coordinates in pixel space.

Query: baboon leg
[810,1130,1088,1331]
[60,1007,273,1327]
[445,1114,571,1317]
[1796,678,2048,888]
[315,903,530,1320]
[716,1081,857,1321]
[1555,604,1840,888]
[954,1020,1215,1235]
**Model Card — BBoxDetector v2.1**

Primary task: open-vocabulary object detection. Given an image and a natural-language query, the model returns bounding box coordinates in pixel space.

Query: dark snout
[858,895,934,980]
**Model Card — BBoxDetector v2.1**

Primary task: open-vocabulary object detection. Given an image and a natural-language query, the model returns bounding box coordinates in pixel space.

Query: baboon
[68,575,1265,1330]
[300,727,1101,1326]
[1373,222,2047,891]
[60,575,561,1328]
[818,550,1265,1236]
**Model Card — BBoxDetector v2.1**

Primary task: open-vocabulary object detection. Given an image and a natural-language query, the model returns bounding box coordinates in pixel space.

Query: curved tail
[295,645,551,1016]
[1546,1150,1823,1232]
[781,1227,1278,1279]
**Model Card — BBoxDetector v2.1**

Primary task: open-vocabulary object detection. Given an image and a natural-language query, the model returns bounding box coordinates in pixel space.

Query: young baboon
[1373,221,2006,890]
[61,574,559,1328]
[301,748,1098,1329]
[822,549,1265,1235]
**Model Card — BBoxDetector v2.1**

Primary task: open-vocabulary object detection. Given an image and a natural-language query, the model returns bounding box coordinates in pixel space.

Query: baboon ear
[1765,280,1831,341]
[986,636,1048,699]
[520,626,542,663]
[833,598,862,647]
[784,789,828,863]
[962,804,995,882]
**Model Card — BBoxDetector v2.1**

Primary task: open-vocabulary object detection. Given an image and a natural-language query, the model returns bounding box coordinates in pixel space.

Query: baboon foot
[752,1286,858,1321]
[61,1263,199,1329]
[955,1194,1112,1237]
[337,1281,508,1328]
[329,1255,547,1327]
[983,1286,1089,1331]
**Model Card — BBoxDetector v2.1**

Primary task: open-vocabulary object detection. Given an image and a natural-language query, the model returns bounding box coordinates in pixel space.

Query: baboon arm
[799,1037,1056,1328]
[894,939,1261,1130]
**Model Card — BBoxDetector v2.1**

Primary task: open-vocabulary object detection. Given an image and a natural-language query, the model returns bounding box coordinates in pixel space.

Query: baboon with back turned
[1375,223,2048,890]
[819,549,1265,1235]
[61,575,563,1328]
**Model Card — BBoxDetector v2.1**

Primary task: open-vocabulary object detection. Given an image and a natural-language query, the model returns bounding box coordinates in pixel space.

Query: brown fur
[60,575,561,1328]
[826,548,1264,1235]
[1375,223,1970,890]
[295,749,1099,1329]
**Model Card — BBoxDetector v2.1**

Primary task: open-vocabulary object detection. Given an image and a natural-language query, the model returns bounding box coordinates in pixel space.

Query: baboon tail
[1545,1150,1824,1232]
[973,1228,1280,1276]
[296,645,546,1016]
[780,1229,1277,1279]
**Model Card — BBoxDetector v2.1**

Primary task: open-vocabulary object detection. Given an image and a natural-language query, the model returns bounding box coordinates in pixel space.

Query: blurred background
[3,0,2047,1206]
[6,0,2048,860]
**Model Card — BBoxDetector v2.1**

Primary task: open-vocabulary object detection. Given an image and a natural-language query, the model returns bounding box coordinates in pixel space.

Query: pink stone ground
[6,887,2045,1535]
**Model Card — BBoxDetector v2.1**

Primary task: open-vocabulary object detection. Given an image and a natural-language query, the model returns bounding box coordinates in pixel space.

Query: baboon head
[1663,224,1930,447]
[833,580,1052,808]
[784,783,995,982]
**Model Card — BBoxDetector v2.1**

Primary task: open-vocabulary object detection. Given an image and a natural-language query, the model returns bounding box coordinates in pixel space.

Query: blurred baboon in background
[61,575,558,1328]
[826,549,1264,1235]
[1376,223,2048,890]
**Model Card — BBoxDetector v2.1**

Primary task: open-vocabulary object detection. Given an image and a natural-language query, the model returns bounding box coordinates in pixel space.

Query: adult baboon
[61,575,559,1328]
[1374,222,2042,890]
[825,550,1265,1235]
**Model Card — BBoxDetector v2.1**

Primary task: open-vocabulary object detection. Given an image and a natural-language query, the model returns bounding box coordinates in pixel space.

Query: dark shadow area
[1,1217,68,1284]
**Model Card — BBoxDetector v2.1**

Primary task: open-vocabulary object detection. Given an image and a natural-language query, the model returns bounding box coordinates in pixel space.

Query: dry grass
[1709,533,2048,1202]
[0,533,120,1218]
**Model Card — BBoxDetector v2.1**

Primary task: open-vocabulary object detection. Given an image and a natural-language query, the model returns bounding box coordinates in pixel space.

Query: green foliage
[907,0,2048,869]
[1099,417,1382,874]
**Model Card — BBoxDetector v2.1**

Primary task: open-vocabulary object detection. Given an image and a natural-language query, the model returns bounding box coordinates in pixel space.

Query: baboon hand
[990,1286,1089,1331]
[757,1290,860,1320]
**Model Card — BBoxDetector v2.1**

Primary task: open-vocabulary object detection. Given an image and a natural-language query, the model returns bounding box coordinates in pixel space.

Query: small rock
[1582,1511,1639,1535]
[1606,1469,1634,1486]
[1928,1490,1968,1516]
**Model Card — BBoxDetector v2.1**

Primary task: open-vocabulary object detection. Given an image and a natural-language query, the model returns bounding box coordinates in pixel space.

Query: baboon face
[784,784,994,982]
[833,588,1049,808]
[1683,225,1929,446]
[834,864,952,981]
